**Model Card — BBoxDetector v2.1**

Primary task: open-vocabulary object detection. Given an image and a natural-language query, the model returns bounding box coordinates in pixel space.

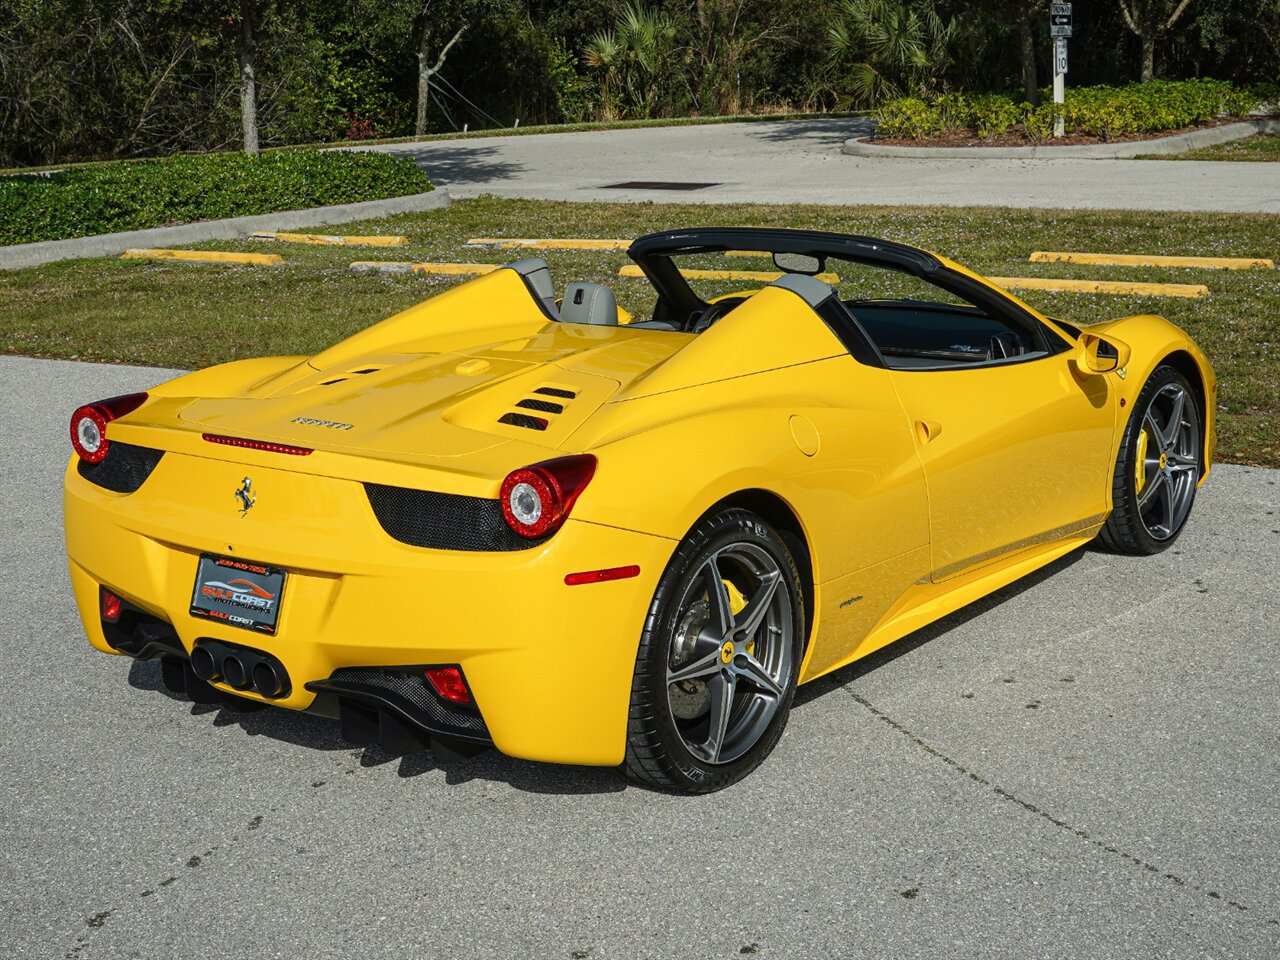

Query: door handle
[916,420,943,444]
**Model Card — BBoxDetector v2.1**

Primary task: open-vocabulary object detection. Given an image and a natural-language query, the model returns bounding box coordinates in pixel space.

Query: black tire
[624,508,805,793]
[1098,364,1203,555]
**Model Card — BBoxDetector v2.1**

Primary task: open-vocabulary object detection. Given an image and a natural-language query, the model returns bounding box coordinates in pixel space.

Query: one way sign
[1050,3,1072,37]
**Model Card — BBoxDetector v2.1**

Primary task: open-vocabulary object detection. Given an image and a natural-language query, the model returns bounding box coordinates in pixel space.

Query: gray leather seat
[560,282,617,326]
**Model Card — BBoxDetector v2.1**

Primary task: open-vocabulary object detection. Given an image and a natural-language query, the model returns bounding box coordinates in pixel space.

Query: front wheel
[1098,365,1203,554]
[624,508,805,793]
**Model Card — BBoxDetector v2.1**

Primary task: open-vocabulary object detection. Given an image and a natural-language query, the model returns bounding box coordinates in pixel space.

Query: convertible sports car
[65,228,1215,792]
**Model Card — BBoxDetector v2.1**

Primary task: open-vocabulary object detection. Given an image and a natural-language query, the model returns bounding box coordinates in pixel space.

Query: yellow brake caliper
[1135,428,1150,494]
[722,580,752,653]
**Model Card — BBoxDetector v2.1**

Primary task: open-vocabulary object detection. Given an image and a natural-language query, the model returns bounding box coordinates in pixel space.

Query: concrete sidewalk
[367,118,1280,213]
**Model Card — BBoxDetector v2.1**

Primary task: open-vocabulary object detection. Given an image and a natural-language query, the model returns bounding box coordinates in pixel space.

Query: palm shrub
[827,0,957,107]
[582,3,683,120]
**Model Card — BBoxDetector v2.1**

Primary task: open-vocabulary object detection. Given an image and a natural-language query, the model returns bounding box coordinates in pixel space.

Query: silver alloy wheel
[1136,382,1201,541]
[664,542,794,765]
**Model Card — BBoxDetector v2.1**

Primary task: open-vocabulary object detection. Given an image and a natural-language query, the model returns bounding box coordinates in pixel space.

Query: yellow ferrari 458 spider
[64,228,1215,792]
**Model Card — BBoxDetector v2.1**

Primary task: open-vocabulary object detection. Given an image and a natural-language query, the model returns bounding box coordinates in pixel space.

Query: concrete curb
[0,188,450,271]
[842,118,1280,159]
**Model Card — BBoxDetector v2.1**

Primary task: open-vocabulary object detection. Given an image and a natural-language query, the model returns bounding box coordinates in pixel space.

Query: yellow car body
[64,228,1215,774]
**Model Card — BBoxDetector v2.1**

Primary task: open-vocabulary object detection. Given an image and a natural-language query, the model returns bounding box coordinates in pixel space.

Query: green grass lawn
[1,196,1277,466]
[1141,132,1280,161]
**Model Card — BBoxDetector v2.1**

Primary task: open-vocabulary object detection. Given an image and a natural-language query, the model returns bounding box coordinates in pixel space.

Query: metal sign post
[1050,4,1072,138]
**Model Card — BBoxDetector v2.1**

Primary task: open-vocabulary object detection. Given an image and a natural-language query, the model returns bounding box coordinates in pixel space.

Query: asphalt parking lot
[369,118,1280,212]
[2,354,1277,959]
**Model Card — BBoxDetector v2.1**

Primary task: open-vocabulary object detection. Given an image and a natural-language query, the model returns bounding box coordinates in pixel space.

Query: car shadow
[744,117,876,148]
[793,547,1087,708]
[371,143,525,186]
[127,659,625,795]
[124,544,1090,797]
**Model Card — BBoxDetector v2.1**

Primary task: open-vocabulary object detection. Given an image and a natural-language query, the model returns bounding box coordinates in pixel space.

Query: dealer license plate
[189,554,286,635]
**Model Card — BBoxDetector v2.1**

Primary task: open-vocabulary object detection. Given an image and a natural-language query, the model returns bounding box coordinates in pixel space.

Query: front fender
[1085,314,1217,479]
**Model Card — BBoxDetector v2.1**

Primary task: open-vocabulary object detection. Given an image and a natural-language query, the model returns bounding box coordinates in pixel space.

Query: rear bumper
[65,454,674,766]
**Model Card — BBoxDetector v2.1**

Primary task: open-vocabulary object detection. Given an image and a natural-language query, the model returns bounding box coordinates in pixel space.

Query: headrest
[769,272,834,307]
[560,282,618,326]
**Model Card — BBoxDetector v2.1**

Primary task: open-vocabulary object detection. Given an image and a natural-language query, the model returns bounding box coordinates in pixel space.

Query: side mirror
[1075,331,1131,375]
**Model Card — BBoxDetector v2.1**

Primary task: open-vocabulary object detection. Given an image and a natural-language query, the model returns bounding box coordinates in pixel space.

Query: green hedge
[0,149,432,246]
[875,79,1263,141]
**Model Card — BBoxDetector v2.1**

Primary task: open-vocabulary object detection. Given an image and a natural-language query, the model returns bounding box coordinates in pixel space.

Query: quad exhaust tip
[190,645,220,683]
[252,660,288,698]
[222,654,251,690]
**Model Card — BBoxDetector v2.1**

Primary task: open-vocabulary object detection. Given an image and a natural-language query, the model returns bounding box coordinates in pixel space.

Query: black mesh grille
[77,441,164,493]
[498,412,548,430]
[364,483,550,551]
[534,387,576,399]
[516,397,564,414]
[329,667,489,737]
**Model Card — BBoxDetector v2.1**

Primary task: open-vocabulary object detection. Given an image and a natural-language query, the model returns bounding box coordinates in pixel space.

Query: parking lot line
[349,261,500,275]
[253,231,407,246]
[1029,251,1273,270]
[466,238,633,250]
[987,276,1210,298]
[121,248,283,265]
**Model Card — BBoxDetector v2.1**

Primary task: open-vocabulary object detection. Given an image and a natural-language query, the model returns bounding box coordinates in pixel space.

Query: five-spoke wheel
[625,508,804,792]
[1100,365,1204,554]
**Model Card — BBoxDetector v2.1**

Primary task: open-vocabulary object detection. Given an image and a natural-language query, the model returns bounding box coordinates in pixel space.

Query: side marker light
[564,565,641,586]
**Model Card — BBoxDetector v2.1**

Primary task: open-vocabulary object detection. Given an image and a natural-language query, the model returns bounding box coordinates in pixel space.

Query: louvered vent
[516,398,563,414]
[498,412,548,430]
[497,385,578,431]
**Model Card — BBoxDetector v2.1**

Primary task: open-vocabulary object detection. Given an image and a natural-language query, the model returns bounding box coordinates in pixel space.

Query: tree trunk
[1141,30,1155,81]
[1017,4,1038,105]
[237,0,259,156]
[415,18,431,136]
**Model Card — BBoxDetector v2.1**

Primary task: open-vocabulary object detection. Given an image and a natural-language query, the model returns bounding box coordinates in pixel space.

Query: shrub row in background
[874,79,1272,141]
[0,150,432,246]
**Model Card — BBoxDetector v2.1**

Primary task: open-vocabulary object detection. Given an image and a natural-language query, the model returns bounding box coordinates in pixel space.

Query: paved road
[3,355,1278,959]
[369,118,1280,213]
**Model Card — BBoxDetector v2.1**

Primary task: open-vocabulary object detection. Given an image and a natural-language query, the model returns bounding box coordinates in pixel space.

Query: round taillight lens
[508,479,546,528]
[69,392,148,464]
[499,454,597,539]
[70,406,110,463]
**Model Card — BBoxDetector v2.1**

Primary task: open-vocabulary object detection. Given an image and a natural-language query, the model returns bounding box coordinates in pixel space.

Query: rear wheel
[624,508,804,793]
[1098,365,1202,554]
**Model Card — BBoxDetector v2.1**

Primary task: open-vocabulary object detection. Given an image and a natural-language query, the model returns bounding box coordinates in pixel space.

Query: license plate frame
[189,554,286,635]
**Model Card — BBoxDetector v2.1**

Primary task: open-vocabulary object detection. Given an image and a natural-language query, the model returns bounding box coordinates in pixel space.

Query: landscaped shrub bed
[874,79,1265,142]
[0,150,432,246]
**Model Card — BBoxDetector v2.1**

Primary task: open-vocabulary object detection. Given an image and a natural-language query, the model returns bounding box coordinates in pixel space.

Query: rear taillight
[499,454,597,539]
[100,587,122,622]
[70,393,148,464]
[425,666,471,704]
